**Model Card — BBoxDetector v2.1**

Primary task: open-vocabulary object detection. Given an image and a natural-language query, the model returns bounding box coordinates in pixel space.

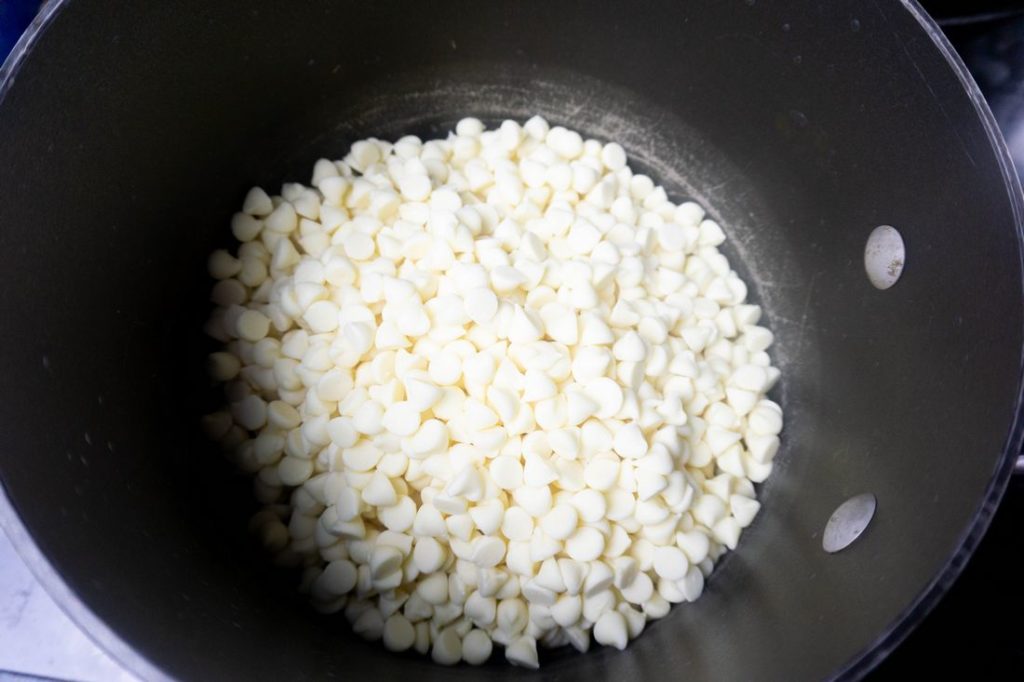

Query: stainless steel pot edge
[833,1,1024,679]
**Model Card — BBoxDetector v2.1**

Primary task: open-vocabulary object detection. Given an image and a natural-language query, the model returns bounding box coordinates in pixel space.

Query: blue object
[0,0,40,63]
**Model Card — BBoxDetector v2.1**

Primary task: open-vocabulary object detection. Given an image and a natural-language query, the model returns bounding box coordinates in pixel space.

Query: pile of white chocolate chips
[201,116,782,668]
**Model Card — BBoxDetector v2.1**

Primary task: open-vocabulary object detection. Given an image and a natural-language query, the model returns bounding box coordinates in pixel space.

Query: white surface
[0,530,135,681]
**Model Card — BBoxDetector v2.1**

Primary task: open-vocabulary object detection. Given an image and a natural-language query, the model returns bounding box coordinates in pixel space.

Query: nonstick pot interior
[1,1,1022,680]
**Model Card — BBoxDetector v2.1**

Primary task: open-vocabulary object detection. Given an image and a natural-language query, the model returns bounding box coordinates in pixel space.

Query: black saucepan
[1,0,1022,679]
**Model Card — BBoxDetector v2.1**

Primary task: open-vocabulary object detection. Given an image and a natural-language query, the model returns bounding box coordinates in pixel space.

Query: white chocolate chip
[462,628,494,664]
[505,634,539,669]
[593,611,629,650]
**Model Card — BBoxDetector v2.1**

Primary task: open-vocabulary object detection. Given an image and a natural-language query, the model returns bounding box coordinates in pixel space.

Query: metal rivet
[864,225,905,289]
[823,493,876,553]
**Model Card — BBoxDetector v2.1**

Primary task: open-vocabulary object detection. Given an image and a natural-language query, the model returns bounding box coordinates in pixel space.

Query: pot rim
[1,1,1022,680]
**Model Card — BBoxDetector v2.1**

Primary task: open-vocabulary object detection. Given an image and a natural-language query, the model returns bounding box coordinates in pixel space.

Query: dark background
[1,0,1022,679]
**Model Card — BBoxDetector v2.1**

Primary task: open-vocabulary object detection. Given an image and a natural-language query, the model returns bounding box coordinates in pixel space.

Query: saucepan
[1,0,1022,679]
